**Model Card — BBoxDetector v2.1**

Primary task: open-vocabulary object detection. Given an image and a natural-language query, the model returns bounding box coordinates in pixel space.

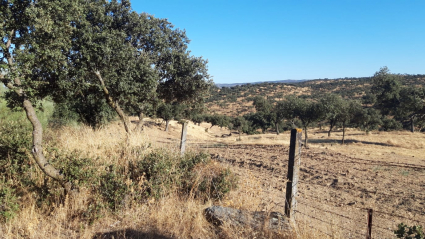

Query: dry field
[153,119,425,238]
[2,118,424,238]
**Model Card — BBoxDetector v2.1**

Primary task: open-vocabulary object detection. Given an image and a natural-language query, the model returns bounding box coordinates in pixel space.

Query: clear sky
[131,1,425,84]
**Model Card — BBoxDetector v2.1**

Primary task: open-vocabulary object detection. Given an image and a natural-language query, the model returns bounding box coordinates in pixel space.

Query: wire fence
[181,128,425,238]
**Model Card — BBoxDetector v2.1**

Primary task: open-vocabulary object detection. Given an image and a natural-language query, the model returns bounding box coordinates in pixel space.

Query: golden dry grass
[2,120,336,239]
[9,117,421,238]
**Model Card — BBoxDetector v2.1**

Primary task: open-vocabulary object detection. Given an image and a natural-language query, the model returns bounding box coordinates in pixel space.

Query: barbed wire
[302,223,333,237]
[371,209,424,225]
[295,210,365,237]
[302,181,425,203]
[297,200,365,224]
[202,143,425,170]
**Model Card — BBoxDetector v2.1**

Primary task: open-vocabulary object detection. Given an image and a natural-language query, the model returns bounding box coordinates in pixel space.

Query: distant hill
[207,74,425,117]
[216,79,310,88]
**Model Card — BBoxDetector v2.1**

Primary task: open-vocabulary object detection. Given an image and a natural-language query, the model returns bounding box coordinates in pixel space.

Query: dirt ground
[142,118,425,239]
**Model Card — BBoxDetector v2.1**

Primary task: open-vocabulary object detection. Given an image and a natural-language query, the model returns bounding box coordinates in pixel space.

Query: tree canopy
[0,0,212,185]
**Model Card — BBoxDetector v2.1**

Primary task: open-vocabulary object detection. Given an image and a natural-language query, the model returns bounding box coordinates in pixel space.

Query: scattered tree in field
[396,87,425,132]
[371,67,402,116]
[338,100,362,144]
[351,107,382,134]
[156,103,186,131]
[320,94,345,137]
[67,0,211,134]
[371,67,425,132]
[276,95,322,147]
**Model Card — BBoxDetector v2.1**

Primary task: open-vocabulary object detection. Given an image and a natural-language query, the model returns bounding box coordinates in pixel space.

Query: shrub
[380,117,403,131]
[179,152,238,201]
[0,180,20,222]
[394,223,424,239]
[52,149,98,188]
[129,149,238,201]
[99,166,129,210]
[0,118,34,187]
[51,94,117,129]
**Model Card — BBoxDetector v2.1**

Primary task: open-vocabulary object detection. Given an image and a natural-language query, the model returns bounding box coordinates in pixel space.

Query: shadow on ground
[308,138,394,147]
[93,229,172,239]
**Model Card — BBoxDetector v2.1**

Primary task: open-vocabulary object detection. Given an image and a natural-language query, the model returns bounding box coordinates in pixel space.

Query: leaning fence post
[180,121,188,155]
[285,128,302,222]
[366,209,373,239]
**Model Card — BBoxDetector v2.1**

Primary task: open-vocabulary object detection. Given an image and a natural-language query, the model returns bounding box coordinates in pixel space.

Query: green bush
[0,180,20,222]
[179,152,238,201]
[394,223,424,239]
[131,150,178,199]
[52,149,98,187]
[99,166,129,210]
[128,150,237,201]
[196,168,237,200]
[0,118,34,187]
[380,117,403,131]
[51,94,117,129]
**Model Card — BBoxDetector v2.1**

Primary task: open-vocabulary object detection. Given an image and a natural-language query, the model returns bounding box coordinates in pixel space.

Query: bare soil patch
[148,120,425,238]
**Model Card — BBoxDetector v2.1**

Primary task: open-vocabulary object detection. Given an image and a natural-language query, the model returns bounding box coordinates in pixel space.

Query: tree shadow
[93,229,173,239]
[308,138,394,147]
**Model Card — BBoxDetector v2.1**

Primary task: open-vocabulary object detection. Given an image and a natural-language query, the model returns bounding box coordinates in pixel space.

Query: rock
[204,206,291,231]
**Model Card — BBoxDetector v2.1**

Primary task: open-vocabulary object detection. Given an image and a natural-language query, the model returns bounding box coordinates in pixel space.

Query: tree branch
[94,70,131,134]
[5,29,14,66]
[3,31,68,190]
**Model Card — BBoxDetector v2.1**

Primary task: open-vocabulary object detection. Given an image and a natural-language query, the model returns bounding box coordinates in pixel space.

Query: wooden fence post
[366,209,373,239]
[180,121,188,155]
[285,128,302,222]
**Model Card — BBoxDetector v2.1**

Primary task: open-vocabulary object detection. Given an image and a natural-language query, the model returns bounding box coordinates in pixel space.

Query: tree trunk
[6,83,69,190]
[304,127,308,148]
[94,70,131,134]
[24,98,69,186]
[276,123,280,135]
[4,32,69,190]
[328,124,334,137]
[411,117,415,133]
[136,111,144,132]
[165,120,170,132]
[342,122,346,144]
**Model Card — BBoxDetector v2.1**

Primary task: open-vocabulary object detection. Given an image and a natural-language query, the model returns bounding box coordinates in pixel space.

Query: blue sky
[132,1,425,84]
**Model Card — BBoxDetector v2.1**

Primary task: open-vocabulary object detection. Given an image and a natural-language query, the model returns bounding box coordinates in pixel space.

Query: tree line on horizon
[195,67,425,147]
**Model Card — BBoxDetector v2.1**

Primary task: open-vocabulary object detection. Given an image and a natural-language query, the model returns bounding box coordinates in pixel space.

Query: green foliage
[0,180,20,223]
[351,108,382,132]
[232,116,254,134]
[196,168,237,200]
[371,66,402,116]
[253,96,272,114]
[128,150,237,201]
[133,150,177,199]
[205,114,231,129]
[53,150,98,187]
[380,117,403,131]
[51,94,117,129]
[244,112,271,133]
[99,166,129,210]
[0,116,33,186]
[394,223,424,239]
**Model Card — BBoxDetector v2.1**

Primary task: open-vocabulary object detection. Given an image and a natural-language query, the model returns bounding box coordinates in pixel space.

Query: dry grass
[2,120,336,239]
[11,116,420,238]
